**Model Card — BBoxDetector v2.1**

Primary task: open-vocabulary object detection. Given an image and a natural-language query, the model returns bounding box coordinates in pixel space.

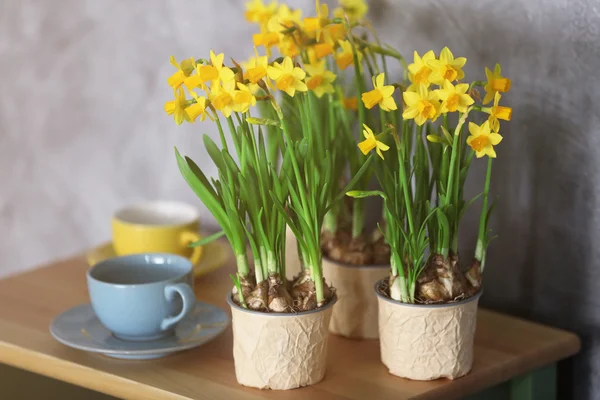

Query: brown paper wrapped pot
[227,295,336,390]
[376,281,481,380]
[323,256,388,339]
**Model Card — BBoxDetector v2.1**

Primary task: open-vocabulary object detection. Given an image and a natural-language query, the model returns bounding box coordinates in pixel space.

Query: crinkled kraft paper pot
[227,295,336,390]
[376,280,482,380]
[323,256,388,339]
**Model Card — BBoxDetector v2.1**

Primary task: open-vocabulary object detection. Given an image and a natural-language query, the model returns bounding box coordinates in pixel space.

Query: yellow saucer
[86,238,230,278]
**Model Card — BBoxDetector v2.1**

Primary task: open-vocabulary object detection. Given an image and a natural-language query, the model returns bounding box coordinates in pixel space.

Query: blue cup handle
[161,283,196,331]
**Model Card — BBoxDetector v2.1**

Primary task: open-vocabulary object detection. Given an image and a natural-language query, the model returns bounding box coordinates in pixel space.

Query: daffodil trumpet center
[246,66,267,83]
[212,92,233,109]
[469,136,491,153]
[445,94,459,112]
[491,78,511,92]
[492,106,512,120]
[442,66,458,81]
[276,74,296,91]
[362,89,383,109]
[307,75,324,90]
[418,100,437,119]
[412,68,430,84]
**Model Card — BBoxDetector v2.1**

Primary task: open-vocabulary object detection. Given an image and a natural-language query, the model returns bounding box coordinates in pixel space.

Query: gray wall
[1,0,599,397]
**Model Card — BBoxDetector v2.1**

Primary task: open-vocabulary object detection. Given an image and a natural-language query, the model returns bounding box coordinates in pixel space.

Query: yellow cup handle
[180,231,203,265]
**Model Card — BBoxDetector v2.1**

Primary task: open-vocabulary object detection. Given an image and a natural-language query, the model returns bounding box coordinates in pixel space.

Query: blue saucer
[50,301,229,360]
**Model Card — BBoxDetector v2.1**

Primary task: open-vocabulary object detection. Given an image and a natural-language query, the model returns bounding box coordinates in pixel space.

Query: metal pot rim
[322,254,391,269]
[374,279,482,308]
[227,292,337,316]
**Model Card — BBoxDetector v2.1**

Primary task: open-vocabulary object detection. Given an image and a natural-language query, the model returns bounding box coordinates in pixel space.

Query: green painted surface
[0,363,559,400]
[0,364,115,400]
[465,364,557,400]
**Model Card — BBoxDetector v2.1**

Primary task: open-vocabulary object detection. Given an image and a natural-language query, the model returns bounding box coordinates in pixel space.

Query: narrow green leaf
[346,190,387,199]
[188,231,226,247]
[246,117,281,127]
[203,135,226,172]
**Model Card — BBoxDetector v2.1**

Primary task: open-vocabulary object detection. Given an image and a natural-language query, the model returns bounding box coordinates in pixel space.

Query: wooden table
[0,243,580,400]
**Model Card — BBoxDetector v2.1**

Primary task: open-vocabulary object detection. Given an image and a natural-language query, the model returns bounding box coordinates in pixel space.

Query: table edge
[415,330,581,400]
[0,340,191,400]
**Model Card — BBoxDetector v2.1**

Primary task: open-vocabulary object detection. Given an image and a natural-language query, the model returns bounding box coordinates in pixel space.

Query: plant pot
[323,256,388,339]
[227,294,336,390]
[375,280,482,380]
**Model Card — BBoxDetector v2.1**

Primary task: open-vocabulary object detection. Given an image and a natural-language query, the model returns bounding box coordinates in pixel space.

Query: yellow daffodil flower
[358,124,390,159]
[245,0,278,27]
[408,50,435,86]
[334,0,368,24]
[232,83,257,113]
[209,80,236,118]
[435,80,474,113]
[428,47,466,85]
[324,23,346,45]
[483,63,511,104]
[485,92,512,131]
[304,0,329,40]
[467,121,503,158]
[164,87,192,125]
[167,56,196,89]
[242,53,269,84]
[361,73,397,111]
[266,5,303,56]
[253,32,280,54]
[308,42,334,63]
[279,36,301,57]
[335,40,361,70]
[185,92,209,122]
[343,96,358,111]
[267,57,308,97]
[185,51,235,90]
[267,4,302,33]
[402,84,441,126]
[184,64,217,90]
[304,60,336,98]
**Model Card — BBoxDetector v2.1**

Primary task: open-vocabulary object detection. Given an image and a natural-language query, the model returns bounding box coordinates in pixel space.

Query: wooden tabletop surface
[0,241,581,400]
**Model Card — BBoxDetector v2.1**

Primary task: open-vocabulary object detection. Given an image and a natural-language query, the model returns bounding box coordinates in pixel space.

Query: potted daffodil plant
[346,47,512,380]
[245,0,394,340]
[164,1,372,389]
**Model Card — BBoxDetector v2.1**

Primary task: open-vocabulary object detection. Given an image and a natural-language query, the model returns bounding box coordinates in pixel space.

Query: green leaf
[459,192,484,220]
[175,148,228,226]
[245,117,281,127]
[229,273,247,308]
[188,231,226,247]
[346,190,387,199]
[326,155,374,213]
[440,126,453,145]
[426,134,446,144]
[203,135,225,172]
[485,197,498,230]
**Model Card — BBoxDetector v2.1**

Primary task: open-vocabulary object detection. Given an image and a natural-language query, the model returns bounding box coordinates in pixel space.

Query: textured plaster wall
[1,0,599,397]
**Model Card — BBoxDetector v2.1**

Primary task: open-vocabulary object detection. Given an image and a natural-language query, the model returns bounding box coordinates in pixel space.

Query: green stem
[214,115,228,152]
[352,199,364,238]
[398,147,415,237]
[236,253,250,277]
[445,125,461,209]
[475,158,493,262]
[323,209,339,234]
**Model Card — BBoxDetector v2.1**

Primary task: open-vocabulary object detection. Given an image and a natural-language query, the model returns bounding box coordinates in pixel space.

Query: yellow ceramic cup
[112,201,203,265]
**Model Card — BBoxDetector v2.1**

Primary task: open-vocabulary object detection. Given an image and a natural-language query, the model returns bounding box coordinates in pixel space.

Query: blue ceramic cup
[87,253,196,341]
